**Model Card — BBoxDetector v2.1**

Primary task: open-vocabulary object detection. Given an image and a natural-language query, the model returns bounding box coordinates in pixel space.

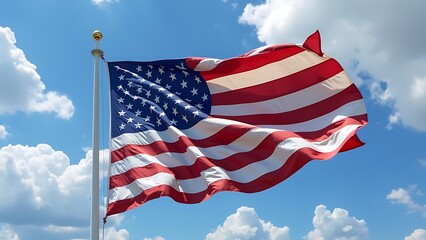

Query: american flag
[105,31,367,217]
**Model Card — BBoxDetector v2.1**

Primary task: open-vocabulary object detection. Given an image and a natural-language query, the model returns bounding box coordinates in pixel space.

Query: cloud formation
[405,229,426,240]
[206,206,290,240]
[0,144,125,239]
[387,185,426,218]
[0,125,7,139]
[0,26,74,119]
[305,205,368,240]
[238,0,426,131]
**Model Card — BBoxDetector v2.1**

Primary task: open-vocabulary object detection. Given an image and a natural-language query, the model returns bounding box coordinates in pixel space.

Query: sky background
[0,0,425,239]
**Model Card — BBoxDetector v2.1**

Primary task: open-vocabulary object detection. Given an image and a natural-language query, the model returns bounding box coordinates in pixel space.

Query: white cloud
[387,186,426,217]
[205,206,290,240]
[143,237,166,240]
[0,224,20,240]
[0,125,8,139]
[0,26,74,119]
[0,144,126,240]
[92,0,119,6]
[238,0,426,131]
[305,205,368,240]
[405,229,426,240]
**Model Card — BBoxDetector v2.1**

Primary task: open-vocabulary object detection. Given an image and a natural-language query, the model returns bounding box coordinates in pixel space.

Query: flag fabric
[105,31,367,217]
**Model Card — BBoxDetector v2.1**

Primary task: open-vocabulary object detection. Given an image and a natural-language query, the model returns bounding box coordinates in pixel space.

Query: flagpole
[91,30,103,240]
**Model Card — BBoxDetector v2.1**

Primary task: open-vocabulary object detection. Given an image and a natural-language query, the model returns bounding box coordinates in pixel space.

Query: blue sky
[0,0,425,239]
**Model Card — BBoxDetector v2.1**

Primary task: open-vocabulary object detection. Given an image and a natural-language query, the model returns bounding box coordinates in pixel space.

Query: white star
[124,90,130,95]
[146,70,152,78]
[158,67,165,74]
[169,73,176,81]
[159,112,166,117]
[182,115,188,123]
[180,80,188,88]
[163,103,168,110]
[175,99,183,104]
[184,105,191,110]
[149,105,156,112]
[172,108,178,115]
[119,75,125,81]
[127,81,133,87]
[192,111,199,117]
[144,116,151,122]
[176,62,186,70]
[195,103,204,109]
[155,78,162,84]
[182,70,189,77]
[127,117,134,123]
[146,90,151,98]
[118,110,125,116]
[148,64,153,69]
[137,87,142,93]
[154,96,160,103]
[132,95,138,101]
[170,119,177,125]
[167,93,173,98]
[156,118,162,126]
[117,85,123,90]
[126,103,133,109]
[158,87,165,92]
[117,98,124,103]
[191,87,198,95]
[202,94,208,101]
[136,66,142,72]
[135,122,142,128]
[119,123,125,130]
[195,76,201,83]
[141,99,147,106]
[135,109,142,116]
[165,84,172,90]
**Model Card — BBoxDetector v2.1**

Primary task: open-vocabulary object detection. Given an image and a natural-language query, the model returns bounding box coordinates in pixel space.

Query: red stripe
[111,112,366,165]
[211,58,344,105]
[109,116,366,189]
[107,128,359,216]
[211,84,362,125]
[196,45,304,80]
[111,124,254,163]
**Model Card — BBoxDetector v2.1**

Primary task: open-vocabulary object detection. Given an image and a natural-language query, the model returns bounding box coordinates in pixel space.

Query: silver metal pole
[90,30,103,240]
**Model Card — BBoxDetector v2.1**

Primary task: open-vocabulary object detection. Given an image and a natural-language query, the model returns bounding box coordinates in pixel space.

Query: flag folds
[105,31,367,217]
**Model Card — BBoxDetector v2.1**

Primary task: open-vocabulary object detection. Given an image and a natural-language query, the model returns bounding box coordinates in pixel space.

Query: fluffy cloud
[0,26,74,119]
[405,229,426,240]
[206,206,290,240]
[238,0,426,131]
[0,125,7,139]
[143,237,166,240]
[0,144,126,240]
[0,224,20,240]
[387,185,426,217]
[305,205,368,240]
[92,0,120,6]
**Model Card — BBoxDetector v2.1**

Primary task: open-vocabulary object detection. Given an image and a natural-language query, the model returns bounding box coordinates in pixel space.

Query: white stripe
[207,51,329,95]
[110,127,277,176]
[259,99,366,131]
[108,124,360,203]
[111,117,242,151]
[193,58,223,71]
[211,71,351,116]
[110,100,365,151]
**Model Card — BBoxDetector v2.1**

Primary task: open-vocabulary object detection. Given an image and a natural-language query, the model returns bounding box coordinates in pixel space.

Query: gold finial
[93,30,103,41]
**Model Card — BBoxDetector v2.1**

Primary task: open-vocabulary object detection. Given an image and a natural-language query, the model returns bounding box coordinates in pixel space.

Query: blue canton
[108,59,212,138]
